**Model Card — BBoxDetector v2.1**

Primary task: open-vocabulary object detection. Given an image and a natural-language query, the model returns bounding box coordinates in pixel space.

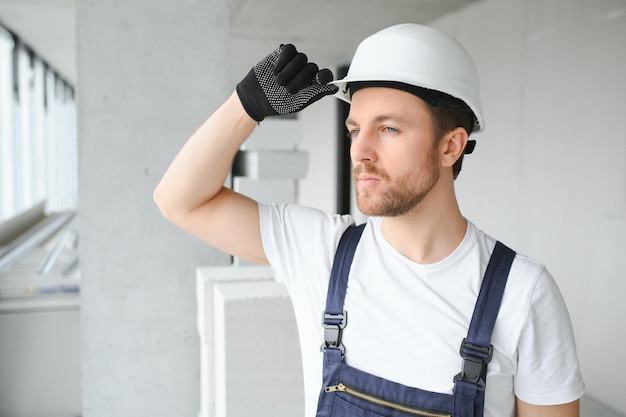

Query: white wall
[425,0,625,411]
[0,304,81,417]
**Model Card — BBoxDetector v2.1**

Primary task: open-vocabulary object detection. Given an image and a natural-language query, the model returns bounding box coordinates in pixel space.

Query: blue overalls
[316,224,516,417]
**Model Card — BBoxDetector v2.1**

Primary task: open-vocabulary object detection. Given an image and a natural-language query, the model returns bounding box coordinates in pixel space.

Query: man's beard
[353,153,439,217]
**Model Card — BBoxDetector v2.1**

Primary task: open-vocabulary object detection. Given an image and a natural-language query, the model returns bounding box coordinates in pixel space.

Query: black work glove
[236,44,339,122]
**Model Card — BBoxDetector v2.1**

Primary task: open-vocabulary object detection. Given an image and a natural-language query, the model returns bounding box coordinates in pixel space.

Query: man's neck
[379,194,467,265]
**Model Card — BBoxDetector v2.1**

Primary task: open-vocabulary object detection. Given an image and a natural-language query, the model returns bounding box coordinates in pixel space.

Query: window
[0,23,76,223]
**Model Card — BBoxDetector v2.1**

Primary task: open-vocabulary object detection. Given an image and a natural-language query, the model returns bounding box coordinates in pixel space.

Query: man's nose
[350,129,378,164]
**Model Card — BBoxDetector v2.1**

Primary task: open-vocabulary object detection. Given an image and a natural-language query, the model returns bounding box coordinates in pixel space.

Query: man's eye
[347,129,360,139]
[383,127,398,134]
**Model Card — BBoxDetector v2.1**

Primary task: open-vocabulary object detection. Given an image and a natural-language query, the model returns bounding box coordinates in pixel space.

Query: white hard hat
[331,23,485,132]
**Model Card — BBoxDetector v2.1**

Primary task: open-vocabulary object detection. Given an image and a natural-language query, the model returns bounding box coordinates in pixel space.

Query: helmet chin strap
[465,140,476,155]
[349,80,443,104]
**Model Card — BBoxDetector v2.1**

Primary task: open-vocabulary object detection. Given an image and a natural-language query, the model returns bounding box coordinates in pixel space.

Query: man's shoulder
[260,202,352,226]
[259,202,357,261]
[469,222,546,269]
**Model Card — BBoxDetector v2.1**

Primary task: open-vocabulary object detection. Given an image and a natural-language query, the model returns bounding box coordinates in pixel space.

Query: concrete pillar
[76,1,230,416]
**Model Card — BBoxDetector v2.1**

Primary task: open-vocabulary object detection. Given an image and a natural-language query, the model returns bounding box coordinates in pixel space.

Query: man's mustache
[353,163,389,181]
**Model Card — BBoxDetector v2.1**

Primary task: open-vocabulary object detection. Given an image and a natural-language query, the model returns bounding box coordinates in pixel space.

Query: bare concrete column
[76,1,230,415]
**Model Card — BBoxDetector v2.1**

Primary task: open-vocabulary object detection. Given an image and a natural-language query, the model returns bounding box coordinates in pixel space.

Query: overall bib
[316,224,516,417]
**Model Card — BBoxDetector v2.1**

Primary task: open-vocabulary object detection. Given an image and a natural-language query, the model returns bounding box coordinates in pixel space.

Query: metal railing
[0,210,78,275]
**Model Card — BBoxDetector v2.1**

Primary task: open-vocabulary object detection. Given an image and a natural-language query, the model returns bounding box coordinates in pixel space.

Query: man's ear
[439,127,468,168]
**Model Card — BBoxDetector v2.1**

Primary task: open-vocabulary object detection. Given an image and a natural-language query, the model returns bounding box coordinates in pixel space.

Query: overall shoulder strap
[464,241,517,352]
[321,223,365,354]
[453,241,516,417]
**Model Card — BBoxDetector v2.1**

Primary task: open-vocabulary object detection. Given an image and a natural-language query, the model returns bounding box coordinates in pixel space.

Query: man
[154,24,584,417]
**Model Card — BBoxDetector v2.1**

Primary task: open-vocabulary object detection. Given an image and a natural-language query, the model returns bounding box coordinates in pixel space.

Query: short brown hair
[427,94,476,179]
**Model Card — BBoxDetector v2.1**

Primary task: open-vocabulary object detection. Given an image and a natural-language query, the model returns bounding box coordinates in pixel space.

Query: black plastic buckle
[453,338,493,391]
[320,311,348,355]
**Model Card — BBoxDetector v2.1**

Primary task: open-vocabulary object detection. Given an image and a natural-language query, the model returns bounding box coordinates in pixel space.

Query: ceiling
[0,0,478,86]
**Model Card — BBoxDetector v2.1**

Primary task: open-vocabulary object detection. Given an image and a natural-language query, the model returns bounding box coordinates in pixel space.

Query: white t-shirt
[259,203,584,417]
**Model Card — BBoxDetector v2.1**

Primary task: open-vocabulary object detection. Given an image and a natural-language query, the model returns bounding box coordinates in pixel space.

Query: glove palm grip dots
[236,44,338,122]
